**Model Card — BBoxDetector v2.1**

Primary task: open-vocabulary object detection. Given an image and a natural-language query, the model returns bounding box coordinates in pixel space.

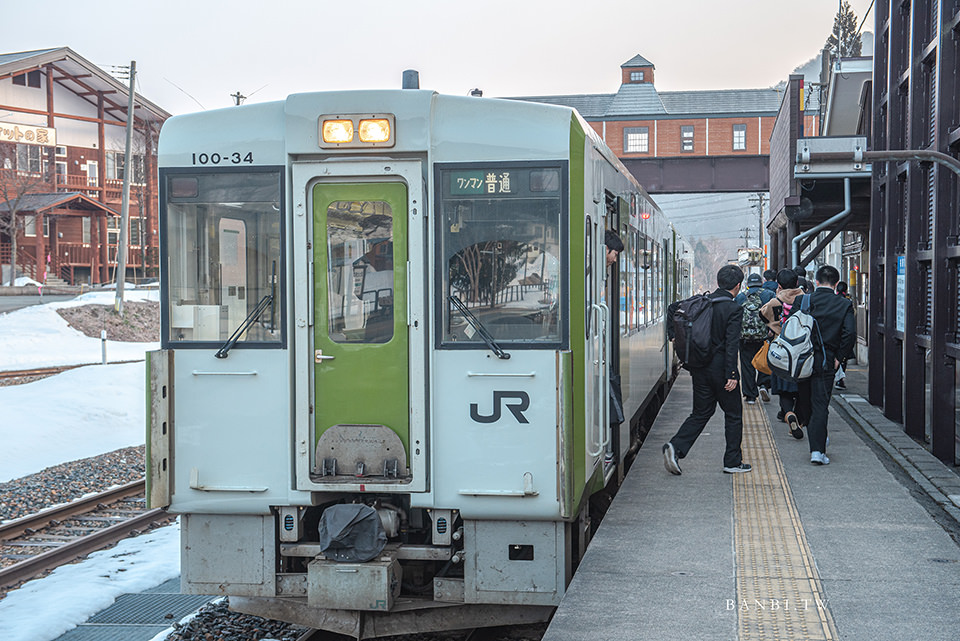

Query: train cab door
[585,211,608,473]
[291,161,426,491]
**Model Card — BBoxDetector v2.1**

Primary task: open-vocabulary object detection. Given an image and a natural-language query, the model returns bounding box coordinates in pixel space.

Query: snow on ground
[0,521,181,641]
[0,291,179,641]
[0,362,148,484]
[0,289,160,371]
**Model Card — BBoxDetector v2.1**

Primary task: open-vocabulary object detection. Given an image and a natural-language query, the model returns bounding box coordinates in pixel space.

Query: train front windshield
[162,169,283,345]
[437,163,567,349]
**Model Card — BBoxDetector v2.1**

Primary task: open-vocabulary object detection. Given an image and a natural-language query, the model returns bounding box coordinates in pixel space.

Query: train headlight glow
[358,119,391,143]
[318,114,395,148]
[322,120,355,144]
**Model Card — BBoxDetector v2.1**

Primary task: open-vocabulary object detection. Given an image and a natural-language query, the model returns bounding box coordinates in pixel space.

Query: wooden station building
[0,47,170,286]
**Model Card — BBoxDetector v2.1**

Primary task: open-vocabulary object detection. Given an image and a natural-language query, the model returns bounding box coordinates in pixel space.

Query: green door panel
[313,182,410,456]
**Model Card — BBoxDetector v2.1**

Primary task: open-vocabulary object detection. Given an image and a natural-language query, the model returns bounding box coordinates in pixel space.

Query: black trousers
[796,368,835,454]
[739,341,765,399]
[670,361,743,468]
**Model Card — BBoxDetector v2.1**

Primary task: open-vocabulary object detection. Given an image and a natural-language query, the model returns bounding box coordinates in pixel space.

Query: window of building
[12,70,42,88]
[681,126,694,152]
[16,145,43,174]
[624,127,649,153]
[106,151,145,183]
[55,146,67,157]
[24,215,36,237]
[630,71,644,82]
[82,217,91,244]
[55,161,67,182]
[733,124,747,151]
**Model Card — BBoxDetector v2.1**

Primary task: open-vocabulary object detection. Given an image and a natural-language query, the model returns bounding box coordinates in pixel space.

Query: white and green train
[148,79,692,638]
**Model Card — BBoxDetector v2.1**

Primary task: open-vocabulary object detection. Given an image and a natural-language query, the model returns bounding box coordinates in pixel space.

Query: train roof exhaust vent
[470,88,483,97]
[402,70,419,90]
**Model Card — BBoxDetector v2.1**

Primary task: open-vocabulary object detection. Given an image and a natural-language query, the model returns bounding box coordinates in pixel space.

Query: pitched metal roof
[506,93,614,118]
[0,49,62,66]
[606,83,667,116]
[0,192,118,215]
[621,54,655,68]
[0,47,170,122]
[659,88,784,114]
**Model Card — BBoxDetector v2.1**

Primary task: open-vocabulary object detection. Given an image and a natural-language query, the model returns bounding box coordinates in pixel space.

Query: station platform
[544,363,960,641]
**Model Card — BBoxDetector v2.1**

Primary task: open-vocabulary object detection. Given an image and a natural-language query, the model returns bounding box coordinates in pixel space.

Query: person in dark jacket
[762,269,778,294]
[735,272,775,404]
[663,264,751,475]
[788,265,856,465]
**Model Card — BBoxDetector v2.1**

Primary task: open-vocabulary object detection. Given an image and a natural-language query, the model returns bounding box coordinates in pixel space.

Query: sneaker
[746,398,756,405]
[663,443,682,475]
[811,451,830,465]
[835,380,846,390]
[785,412,804,439]
[776,410,786,422]
[759,387,770,402]
[723,462,753,474]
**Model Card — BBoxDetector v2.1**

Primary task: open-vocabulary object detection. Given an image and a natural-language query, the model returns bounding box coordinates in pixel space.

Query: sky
[0,290,183,641]
[3,0,877,116]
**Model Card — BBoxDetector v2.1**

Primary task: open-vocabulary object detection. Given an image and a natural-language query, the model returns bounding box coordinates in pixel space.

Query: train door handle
[315,350,335,363]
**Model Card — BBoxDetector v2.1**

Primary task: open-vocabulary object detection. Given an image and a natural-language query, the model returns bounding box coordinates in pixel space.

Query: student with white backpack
[779,265,855,465]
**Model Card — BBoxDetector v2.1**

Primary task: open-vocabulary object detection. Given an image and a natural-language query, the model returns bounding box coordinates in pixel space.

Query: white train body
[148,88,688,637]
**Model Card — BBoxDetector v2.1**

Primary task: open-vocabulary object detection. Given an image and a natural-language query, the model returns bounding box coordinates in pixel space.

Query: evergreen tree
[825,0,862,58]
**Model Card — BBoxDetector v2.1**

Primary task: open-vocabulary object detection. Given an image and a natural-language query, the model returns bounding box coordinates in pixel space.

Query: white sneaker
[663,443,682,475]
[810,451,830,465]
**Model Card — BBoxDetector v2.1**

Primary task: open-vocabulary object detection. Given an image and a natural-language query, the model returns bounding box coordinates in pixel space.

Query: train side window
[325,200,394,344]
[163,170,283,346]
[437,163,567,349]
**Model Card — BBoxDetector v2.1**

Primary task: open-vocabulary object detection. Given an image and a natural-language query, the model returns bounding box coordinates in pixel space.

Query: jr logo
[470,391,530,424]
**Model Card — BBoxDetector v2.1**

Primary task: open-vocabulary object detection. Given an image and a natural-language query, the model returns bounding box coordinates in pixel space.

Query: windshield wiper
[448,295,510,360]
[215,295,274,359]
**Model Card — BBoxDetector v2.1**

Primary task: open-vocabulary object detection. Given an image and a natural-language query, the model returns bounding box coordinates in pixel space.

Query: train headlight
[318,114,395,148]
[358,118,391,143]
[322,119,355,144]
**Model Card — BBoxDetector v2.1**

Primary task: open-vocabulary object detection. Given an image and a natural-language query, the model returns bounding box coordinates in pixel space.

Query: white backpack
[767,295,825,380]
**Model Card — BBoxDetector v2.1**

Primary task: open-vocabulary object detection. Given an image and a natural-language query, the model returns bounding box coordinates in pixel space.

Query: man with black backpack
[663,265,752,475]
[785,265,855,465]
[735,273,774,404]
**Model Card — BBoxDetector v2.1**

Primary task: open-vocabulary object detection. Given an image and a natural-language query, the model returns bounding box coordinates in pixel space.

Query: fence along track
[0,479,174,591]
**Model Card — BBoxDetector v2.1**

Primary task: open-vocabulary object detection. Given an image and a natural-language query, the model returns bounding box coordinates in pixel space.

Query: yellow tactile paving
[733,401,840,640]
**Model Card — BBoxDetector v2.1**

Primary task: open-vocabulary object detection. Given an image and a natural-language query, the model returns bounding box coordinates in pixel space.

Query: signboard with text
[0,122,56,146]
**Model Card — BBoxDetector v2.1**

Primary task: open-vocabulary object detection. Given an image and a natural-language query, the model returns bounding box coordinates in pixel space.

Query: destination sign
[445,167,560,198]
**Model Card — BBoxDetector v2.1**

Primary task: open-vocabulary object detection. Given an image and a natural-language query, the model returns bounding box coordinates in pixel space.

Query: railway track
[0,479,174,591]
[0,361,143,383]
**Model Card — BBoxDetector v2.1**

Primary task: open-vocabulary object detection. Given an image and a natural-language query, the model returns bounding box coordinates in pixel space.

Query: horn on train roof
[402,70,419,90]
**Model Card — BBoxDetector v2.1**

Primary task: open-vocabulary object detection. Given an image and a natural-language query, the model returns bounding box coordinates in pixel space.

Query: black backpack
[671,294,720,370]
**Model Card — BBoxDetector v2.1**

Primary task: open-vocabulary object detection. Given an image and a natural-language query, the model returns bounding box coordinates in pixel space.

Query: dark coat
[791,287,856,372]
[708,288,743,381]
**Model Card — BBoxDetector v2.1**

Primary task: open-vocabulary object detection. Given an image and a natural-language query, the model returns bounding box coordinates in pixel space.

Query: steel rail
[0,360,144,381]
[0,479,146,542]
[0,507,173,589]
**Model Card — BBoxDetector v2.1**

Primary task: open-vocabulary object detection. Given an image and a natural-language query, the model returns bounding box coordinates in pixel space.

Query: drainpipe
[793,177,851,268]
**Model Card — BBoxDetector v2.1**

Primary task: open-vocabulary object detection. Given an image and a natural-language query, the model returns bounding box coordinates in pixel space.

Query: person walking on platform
[735,272,775,404]
[662,265,751,475]
[762,269,778,295]
[759,269,805,437]
[786,265,855,465]
[834,281,853,390]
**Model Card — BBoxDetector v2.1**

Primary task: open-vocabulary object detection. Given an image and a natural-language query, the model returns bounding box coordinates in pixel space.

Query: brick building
[0,47,170,286]
[515,54,819,194]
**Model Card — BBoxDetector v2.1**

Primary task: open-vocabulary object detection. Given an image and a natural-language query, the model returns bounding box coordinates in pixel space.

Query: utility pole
[231,91,246,106]
[115,60,135,317]
[739,227,752,247]
[748,192,767,267]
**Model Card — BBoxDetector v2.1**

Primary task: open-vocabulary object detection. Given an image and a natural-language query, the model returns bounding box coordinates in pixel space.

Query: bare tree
[0,143,55,286]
